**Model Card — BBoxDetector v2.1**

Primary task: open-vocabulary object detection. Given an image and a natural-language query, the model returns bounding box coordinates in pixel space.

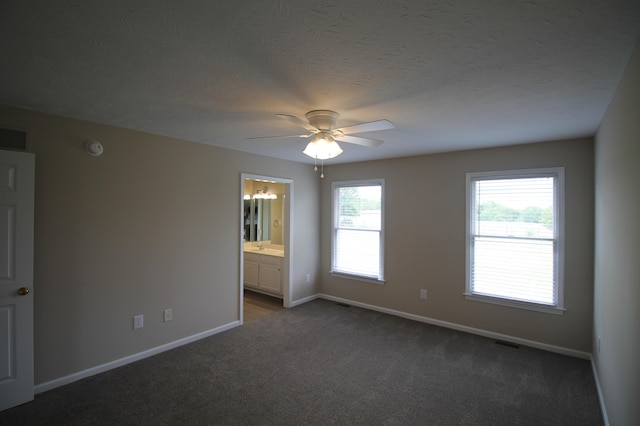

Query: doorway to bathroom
[239,173,293,324]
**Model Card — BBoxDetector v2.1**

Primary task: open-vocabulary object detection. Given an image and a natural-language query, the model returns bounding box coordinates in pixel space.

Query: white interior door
[0,150,35,411]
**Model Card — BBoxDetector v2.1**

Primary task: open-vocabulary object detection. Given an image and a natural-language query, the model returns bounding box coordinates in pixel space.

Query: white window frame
[465,168,565,314]
[331,179,385,284]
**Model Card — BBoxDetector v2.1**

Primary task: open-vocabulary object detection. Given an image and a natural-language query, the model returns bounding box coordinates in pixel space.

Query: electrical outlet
[420,289,428,300]
[164,308,173,322]
[305,274,311,283]
[133,314,144,330]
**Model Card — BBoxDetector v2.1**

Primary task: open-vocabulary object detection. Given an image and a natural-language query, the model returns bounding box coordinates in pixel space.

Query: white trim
[289,294,320,307]
[240,173,294,318]
[591,357,610,426]
[34,321,240,394]
[330,271,385,285]
[33,295,595,398]
[317,294,590,360]
[463,293,566,315]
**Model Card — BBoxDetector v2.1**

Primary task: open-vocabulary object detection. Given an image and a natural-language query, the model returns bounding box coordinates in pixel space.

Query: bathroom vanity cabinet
[244,251,282,295]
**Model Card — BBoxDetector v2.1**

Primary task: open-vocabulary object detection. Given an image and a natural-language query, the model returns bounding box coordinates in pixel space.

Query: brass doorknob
[18,287,30,296]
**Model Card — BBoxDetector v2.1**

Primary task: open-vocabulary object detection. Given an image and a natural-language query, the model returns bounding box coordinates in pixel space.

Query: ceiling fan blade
[276,114,318,132]
[247,134,310,140]
[336,119,395,135]
[334,134,384,147]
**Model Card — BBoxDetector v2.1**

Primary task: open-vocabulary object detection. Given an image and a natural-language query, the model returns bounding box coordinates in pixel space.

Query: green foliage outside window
[478,201,552,229]
[339,187,381,217]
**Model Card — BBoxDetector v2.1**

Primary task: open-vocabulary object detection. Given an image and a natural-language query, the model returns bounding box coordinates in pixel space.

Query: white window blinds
[332,181,384,281]
[467,169,564,310]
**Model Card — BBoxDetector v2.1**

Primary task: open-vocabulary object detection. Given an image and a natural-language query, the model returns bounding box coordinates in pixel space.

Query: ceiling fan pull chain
[320,159,325,179]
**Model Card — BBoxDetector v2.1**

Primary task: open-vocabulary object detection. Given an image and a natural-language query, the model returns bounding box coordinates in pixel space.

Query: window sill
[464,293,565,315]
[331,271,385,285]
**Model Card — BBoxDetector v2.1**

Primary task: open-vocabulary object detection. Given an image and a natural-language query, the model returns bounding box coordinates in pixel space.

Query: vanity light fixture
[252,187,277,200]
[253,193,277,200]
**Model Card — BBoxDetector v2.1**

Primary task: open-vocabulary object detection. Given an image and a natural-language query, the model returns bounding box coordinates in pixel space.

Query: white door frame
[239,173,293,323]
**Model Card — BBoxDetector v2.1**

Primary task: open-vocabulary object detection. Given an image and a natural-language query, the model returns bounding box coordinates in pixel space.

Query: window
[332,180,384,282]
[465,168,564,314]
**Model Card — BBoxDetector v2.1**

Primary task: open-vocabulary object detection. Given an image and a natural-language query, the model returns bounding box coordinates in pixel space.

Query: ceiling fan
[251,110,395,162]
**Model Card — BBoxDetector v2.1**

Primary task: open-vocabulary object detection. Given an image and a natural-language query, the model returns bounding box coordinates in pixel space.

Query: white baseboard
[289,293,320,307]
[591,357,610,426]
[317,294,591,360]
[35,295,594,395]
[35,320,241,394]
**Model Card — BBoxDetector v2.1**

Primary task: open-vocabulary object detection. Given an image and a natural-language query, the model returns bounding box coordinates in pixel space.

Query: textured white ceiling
[1,0,639,164]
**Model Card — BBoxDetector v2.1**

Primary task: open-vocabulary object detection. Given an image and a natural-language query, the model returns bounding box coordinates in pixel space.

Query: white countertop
[244,243,284,258]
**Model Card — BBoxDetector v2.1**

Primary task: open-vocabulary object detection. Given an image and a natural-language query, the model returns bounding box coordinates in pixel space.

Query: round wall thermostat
[84,140,104,156]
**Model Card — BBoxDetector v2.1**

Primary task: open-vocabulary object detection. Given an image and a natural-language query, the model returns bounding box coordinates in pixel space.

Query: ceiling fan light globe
[303,139,343,160]
[302,141,319,158]
[324,140,343,159]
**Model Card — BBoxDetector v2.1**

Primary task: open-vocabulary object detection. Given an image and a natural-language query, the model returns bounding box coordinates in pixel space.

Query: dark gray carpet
[0,299,602,425]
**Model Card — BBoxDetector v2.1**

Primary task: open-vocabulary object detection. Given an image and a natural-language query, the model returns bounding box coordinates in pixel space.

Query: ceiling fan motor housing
[305,110,339,131]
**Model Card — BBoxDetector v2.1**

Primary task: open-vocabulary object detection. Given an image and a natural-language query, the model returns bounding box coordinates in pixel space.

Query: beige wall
[0,105,320,385]
[594,41,640,425]
[320,138,594,352]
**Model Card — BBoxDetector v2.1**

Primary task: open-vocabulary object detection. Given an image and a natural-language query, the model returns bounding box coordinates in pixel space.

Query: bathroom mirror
[243,181,284,244]
[244,198,270,242]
